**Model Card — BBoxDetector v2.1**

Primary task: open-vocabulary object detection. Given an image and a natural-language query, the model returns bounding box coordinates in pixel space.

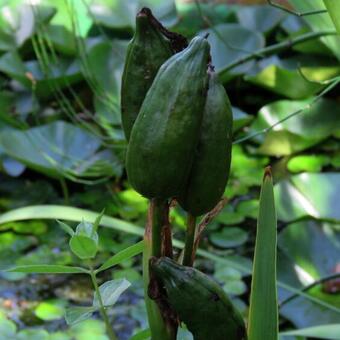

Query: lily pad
[210,226,248,248]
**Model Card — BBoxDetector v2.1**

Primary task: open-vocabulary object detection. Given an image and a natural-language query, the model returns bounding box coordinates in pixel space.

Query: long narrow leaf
[248,167,278,340]
[97,241,144,273]
[280,324,340,339]
[5,264,88,274]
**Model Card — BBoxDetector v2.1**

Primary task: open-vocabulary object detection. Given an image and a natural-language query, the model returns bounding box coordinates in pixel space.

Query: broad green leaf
[281,324,340,339]
[236,5,286,33]
[5,264,88,274]
[210,227,248,248]
[323,0,340,35]
[0,121,122,180]
[69,234,98,259]
[275,172,340,222]
[35,300,65,321]
[97,240,144,273]
[251,98,340,155]
[93,278,131,307]
[287,155,330,173]
[245,57,339,99]
[277,220,340,327]
[65,306,97,326]
[201,24,265,80]
[288,0,340,60]
[248,168,278,340]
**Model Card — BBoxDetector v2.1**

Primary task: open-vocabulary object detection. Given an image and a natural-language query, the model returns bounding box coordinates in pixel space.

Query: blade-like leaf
[248,167,278,340]
[97,241,144,273]
[93,279,131,308]
[5,264,88,274]
[280,323,340,339]
[65,306,97,325]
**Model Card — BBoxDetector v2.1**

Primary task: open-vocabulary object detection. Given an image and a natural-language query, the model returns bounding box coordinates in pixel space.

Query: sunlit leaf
[35,300,65,321]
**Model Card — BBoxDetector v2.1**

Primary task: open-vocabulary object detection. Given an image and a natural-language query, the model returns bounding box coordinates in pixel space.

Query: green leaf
[97,240,144,273]
[57,220,74,236]
[210,227,248,248]
[251,98,340,155]
[277,220,340,327]
[5,264,88,274]
[245,57,339,99]
[65,306,97,326]
[35,300,65,321]
[93,279,131,307]
[287,155,330,173]
[275,172,340,222]
[248,168,278,340]
[69,234,98,260]
[281,324,340,339]
[323,0,340,35]
[0,121,123,180]
[44,25,77,56]
[201,24,265,79]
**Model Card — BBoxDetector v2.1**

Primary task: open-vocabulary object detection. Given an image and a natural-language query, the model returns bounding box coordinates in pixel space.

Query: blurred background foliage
[0,0,339,339]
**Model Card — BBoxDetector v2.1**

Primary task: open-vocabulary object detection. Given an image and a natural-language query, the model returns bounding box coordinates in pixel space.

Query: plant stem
[60,177,69,204]
[143,201,177,340]
[183,214,197,266]
[151,198,167,258]
[218,30,337,78]
[89,268,117,340]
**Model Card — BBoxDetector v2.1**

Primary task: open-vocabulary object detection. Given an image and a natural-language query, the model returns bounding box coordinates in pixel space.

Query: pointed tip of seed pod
[263,166,272,180]
[138,7,152,17]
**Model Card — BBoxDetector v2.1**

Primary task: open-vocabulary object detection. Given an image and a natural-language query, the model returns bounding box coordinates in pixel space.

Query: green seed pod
[151,257,247,340]
[120,8,173,141]
[178,70,233,216]
[126,36,210,199]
